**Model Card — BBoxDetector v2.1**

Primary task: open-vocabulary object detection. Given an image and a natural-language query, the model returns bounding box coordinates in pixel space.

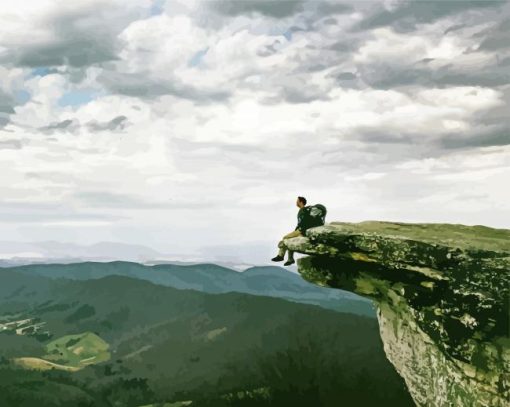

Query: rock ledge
[286,221,509,407]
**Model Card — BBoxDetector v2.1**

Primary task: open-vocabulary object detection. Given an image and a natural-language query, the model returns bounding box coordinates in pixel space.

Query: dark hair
[297,196,307,205]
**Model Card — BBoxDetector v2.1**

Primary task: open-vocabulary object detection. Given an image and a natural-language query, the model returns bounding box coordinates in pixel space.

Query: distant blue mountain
[6,261,374,317]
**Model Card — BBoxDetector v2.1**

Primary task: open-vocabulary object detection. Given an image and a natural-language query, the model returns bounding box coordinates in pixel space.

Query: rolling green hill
[0,268,412,407]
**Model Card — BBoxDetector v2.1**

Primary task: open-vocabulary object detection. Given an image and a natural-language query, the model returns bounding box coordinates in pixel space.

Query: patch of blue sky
[265,26,293,41]
[14,90,31,105]
[150,0,165,16]
[58,89,98,108]
[188,47,209,68]
[283,29,292,41]
[31,67,57,77]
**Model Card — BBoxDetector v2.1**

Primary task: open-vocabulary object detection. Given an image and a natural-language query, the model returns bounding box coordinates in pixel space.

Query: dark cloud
[341,97,510,152]
[334,72,357,80]
[429,69,510,88]
[261,77,331,104]
[39,119,77,133]
[1,3,148,69]
[440,125,510,149]
[444,23,466,35]
[355,0,505,32]
[349,127,431,146]
[99,71,171,97]
[281,2,354,36]
[256,39,284,57]
[210,0,304,18]
[99,71,231,102]
[0,90,16,114]
[87,115,129,132]
[38,116,130,134]
[499,56,510,66]
[474,87,510,126]
[441,87,510,151]
[0,115,10,128]
[0,90,18,128]
[357,61,510,89]
[327,70,362,89]
[281,87,329,103]
[12,39,118,68]
[288,24,310,34]
[315,2,353,16]
[301,63,329,73]
[475,18,510,51]
[322,17,338,25]
[327,40,356,52]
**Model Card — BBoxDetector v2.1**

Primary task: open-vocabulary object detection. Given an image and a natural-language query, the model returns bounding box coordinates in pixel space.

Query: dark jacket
[295,206,309,234]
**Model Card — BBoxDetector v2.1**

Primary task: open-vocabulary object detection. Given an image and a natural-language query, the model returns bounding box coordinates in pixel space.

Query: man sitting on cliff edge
[271,196,309,266]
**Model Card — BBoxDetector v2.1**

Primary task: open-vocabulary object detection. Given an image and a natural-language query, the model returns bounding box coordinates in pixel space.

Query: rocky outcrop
[285,221,510,407]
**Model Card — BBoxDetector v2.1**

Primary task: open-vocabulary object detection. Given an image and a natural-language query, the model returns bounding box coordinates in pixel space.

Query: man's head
[296,196,307,208]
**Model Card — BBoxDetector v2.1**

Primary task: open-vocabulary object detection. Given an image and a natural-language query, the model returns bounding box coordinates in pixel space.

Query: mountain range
[0,266,413,407]
[6,261,374,317]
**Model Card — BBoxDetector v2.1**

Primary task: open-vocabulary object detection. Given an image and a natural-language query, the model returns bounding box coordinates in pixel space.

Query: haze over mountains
[0,240,275,270]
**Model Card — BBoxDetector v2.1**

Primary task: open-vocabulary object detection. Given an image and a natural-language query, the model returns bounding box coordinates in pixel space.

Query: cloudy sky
[0,0,509,262]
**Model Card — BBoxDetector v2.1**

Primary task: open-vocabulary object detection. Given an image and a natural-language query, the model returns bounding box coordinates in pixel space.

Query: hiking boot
[271,255,284,262]
[284,259,295,266]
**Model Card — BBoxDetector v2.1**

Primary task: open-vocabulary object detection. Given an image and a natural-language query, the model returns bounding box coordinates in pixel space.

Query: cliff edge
[285,221,509,407]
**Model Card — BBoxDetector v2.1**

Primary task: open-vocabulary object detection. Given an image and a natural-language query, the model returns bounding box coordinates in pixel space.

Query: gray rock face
[285,221,510,407]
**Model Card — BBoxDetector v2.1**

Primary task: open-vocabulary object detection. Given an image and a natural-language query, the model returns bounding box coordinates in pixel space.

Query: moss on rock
[288,221,509,407]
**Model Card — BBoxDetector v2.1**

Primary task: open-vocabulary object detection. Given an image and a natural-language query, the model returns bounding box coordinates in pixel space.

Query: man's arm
[295,208,307,233]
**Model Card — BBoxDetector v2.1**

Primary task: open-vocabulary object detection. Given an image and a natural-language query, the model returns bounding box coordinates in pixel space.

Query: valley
[0,263,413,406]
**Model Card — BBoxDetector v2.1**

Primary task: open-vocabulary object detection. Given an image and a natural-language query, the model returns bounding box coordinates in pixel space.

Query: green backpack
[305,204,327,228]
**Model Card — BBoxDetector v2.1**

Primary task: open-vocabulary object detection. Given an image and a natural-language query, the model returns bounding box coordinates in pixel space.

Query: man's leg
[283,230,302,239]
[284,245,297,265]
[272,240,286,262]
[283,230,302,265]
[272,230,302,262]
[277,239,287,257]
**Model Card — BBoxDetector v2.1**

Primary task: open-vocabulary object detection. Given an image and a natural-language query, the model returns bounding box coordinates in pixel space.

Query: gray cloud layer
[1,3,149,68]
[355,0,505,32]
[0,0,508,253]
[210,0,305,18]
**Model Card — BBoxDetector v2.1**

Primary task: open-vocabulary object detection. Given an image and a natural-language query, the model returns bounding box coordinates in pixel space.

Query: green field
[44,332,110,368]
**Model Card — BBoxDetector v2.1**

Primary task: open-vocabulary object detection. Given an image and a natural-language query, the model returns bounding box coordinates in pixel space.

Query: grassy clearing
[13,331,110,372]
[45,331,110,367]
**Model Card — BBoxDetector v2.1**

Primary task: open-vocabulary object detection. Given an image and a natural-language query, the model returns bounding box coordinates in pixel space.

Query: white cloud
[119,14,207,72]
[0,0,508,260]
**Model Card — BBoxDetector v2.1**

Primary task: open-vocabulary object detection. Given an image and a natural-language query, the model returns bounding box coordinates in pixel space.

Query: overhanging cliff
[285,221,510,407]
